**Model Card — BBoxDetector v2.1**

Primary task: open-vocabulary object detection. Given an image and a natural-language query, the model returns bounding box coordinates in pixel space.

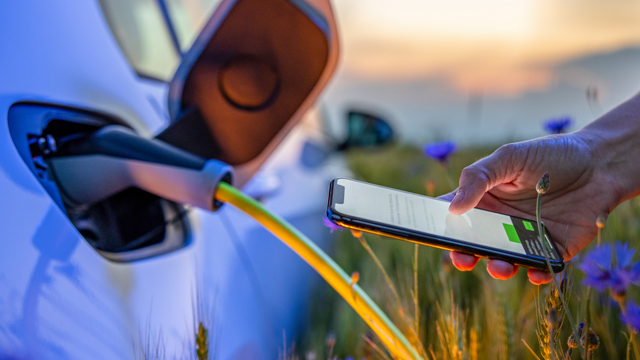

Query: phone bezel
[327,178,565,273]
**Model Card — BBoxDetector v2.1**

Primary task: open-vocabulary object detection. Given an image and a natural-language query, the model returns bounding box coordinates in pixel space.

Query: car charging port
[8,104,192,261]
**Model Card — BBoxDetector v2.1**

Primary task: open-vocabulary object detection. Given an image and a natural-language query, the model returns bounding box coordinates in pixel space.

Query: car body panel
[0,1,344,359]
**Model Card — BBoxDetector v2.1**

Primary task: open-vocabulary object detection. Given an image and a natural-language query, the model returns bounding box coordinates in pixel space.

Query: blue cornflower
[543,116,573,134]
[621,301,640,332]
[323,217,342,233]
[424,140,456,163]
[578,241,640,295]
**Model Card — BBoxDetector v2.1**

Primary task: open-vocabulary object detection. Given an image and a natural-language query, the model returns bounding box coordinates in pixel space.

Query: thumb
[449,144,520,215]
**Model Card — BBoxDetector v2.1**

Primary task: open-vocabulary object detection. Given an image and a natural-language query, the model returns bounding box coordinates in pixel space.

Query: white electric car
[0,1,352,359]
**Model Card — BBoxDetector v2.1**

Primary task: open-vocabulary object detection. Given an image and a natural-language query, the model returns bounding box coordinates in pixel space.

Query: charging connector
[48,125,233,211]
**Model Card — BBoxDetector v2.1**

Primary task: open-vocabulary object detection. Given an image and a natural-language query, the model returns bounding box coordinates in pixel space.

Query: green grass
[299,144,640,360]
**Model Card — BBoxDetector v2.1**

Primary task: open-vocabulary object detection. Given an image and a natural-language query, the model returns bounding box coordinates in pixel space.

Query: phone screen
[333,179,560,261]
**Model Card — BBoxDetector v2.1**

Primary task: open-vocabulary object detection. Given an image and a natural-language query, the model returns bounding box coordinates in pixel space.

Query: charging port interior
[8,103,190,261]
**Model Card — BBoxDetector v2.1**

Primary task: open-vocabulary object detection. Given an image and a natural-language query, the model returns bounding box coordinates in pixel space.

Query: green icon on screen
[523,221,534,231]
[503,223,521,243]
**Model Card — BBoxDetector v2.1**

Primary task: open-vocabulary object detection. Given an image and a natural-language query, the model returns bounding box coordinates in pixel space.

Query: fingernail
[450,189,465,207]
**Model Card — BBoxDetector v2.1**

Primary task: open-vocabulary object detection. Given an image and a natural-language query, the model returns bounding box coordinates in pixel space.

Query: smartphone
[327,178,564,272]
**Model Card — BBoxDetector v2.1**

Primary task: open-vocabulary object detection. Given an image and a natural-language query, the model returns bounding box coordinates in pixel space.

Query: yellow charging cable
[215,182,421,360]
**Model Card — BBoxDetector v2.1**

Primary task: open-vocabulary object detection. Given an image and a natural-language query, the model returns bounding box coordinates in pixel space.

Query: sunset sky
[322,0,640,145]
[331,0,640,96]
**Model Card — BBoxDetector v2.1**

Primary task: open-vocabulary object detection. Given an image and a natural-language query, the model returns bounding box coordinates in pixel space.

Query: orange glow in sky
[333,0,640,96]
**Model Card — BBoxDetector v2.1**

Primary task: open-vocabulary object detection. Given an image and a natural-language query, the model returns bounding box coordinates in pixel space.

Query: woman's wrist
[578,93,640,204]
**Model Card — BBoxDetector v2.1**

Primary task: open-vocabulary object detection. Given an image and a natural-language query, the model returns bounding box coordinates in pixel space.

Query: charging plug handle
[48,125,233,211]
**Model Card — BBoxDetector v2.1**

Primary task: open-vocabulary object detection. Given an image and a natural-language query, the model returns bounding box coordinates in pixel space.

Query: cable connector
[48,125,233,211]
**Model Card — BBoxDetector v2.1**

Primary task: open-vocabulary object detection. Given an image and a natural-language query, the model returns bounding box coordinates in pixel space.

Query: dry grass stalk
[538,292,558,359]
[195,323,208,360]
[352,231,425,356]
[522,339,543,360]
[435,298,467,360]
[353,231,403,311]
[596,215,605,246]
[547,306,559,360]
[481,278,508,360]
[537,273,571,360]
[134,321,166,360]
[496,302,509,360]
[361,334,392,360]
[469,328,478,360]
[325,332,336,360]
[191,284,216,360]
[278,331,300,360]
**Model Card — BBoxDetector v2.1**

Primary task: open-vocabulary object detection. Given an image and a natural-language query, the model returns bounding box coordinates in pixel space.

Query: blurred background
[322,0,640,146]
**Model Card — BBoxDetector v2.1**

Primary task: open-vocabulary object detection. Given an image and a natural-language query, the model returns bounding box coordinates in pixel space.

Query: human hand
[439,131,622,284]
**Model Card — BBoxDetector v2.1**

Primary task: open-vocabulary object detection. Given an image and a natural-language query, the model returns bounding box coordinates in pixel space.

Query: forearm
[579,91,640,203]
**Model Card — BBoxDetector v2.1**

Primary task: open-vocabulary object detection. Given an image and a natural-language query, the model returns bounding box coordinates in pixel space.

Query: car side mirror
[337,111,394,151]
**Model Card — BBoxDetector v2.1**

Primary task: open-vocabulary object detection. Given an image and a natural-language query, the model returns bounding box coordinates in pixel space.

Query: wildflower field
[300,144,640,360]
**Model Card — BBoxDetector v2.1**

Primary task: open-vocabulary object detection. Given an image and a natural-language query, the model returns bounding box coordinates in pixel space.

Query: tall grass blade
[522,339,543,360]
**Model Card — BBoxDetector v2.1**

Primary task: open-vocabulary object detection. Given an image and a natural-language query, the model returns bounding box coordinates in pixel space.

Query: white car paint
[0,1,346,359]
